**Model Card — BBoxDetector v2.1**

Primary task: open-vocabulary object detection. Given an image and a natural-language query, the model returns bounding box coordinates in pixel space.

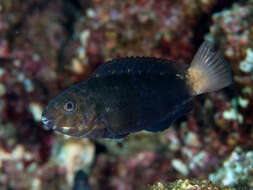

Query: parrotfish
[41,42,232,139]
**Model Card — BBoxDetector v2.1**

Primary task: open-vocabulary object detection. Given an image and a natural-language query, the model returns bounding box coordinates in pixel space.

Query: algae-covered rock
[149,179,231,190]
[51,135,95,186]
[206,0,253,94]
[209,147,253,189]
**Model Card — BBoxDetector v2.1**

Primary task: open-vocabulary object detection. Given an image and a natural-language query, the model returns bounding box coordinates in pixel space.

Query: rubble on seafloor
[0,0,253,189]
[149,179,232,190]
[209,147,253,189]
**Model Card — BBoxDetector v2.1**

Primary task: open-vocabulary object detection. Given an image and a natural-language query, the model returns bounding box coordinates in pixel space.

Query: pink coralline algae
[0,0,253,189]
[73,0,217,62]
[206,0,253,144]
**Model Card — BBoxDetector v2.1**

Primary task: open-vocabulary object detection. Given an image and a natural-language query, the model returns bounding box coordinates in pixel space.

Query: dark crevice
[192,0,247,48]
[5,22,23,50]
[60,0,83,36]
[57,0,91,73]
[94,142,107,155]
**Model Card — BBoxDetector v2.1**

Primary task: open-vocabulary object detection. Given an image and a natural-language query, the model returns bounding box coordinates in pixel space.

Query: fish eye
[64,101,75,112]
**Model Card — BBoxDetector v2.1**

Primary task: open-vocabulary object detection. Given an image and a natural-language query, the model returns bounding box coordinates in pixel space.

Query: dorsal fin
[91,57,180,78]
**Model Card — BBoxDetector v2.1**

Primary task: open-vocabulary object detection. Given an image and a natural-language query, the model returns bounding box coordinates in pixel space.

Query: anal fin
[145,100,193,132]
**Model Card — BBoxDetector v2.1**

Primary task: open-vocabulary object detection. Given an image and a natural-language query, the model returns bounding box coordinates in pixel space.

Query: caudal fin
[186,41,232,95]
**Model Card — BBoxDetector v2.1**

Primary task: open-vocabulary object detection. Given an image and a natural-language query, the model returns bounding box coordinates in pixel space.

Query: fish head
[41,87,93,137]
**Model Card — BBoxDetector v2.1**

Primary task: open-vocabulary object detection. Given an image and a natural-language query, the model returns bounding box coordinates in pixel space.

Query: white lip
[62,126,71,133]
[41,116,56,131]
[41,116,49,125]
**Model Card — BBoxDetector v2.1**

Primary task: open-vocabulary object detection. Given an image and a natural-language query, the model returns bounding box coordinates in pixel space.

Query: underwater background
[0,0,253,189]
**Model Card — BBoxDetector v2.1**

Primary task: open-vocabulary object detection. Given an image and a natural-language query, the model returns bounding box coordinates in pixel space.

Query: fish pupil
[64,101,74,112]
[67,103,72,109]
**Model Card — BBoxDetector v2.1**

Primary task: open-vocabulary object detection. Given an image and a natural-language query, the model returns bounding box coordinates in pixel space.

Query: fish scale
[84,59,192,136]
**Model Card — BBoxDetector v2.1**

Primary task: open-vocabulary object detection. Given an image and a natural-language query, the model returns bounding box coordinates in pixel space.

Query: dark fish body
[42,42,232,139]
[85,57,192,137]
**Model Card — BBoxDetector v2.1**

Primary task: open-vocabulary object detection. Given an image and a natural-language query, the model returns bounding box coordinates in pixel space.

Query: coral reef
[209,147,253,189]
[205,0,253,132]
[149,179,231,190]
[0,0,253,189]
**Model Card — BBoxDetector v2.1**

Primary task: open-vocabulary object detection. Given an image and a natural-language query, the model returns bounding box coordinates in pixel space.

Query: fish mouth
[54,126,80,137]
[41,116,56,130]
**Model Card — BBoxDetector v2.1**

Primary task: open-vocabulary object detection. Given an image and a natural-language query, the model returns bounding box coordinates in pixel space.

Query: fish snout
[41,116,56,130]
